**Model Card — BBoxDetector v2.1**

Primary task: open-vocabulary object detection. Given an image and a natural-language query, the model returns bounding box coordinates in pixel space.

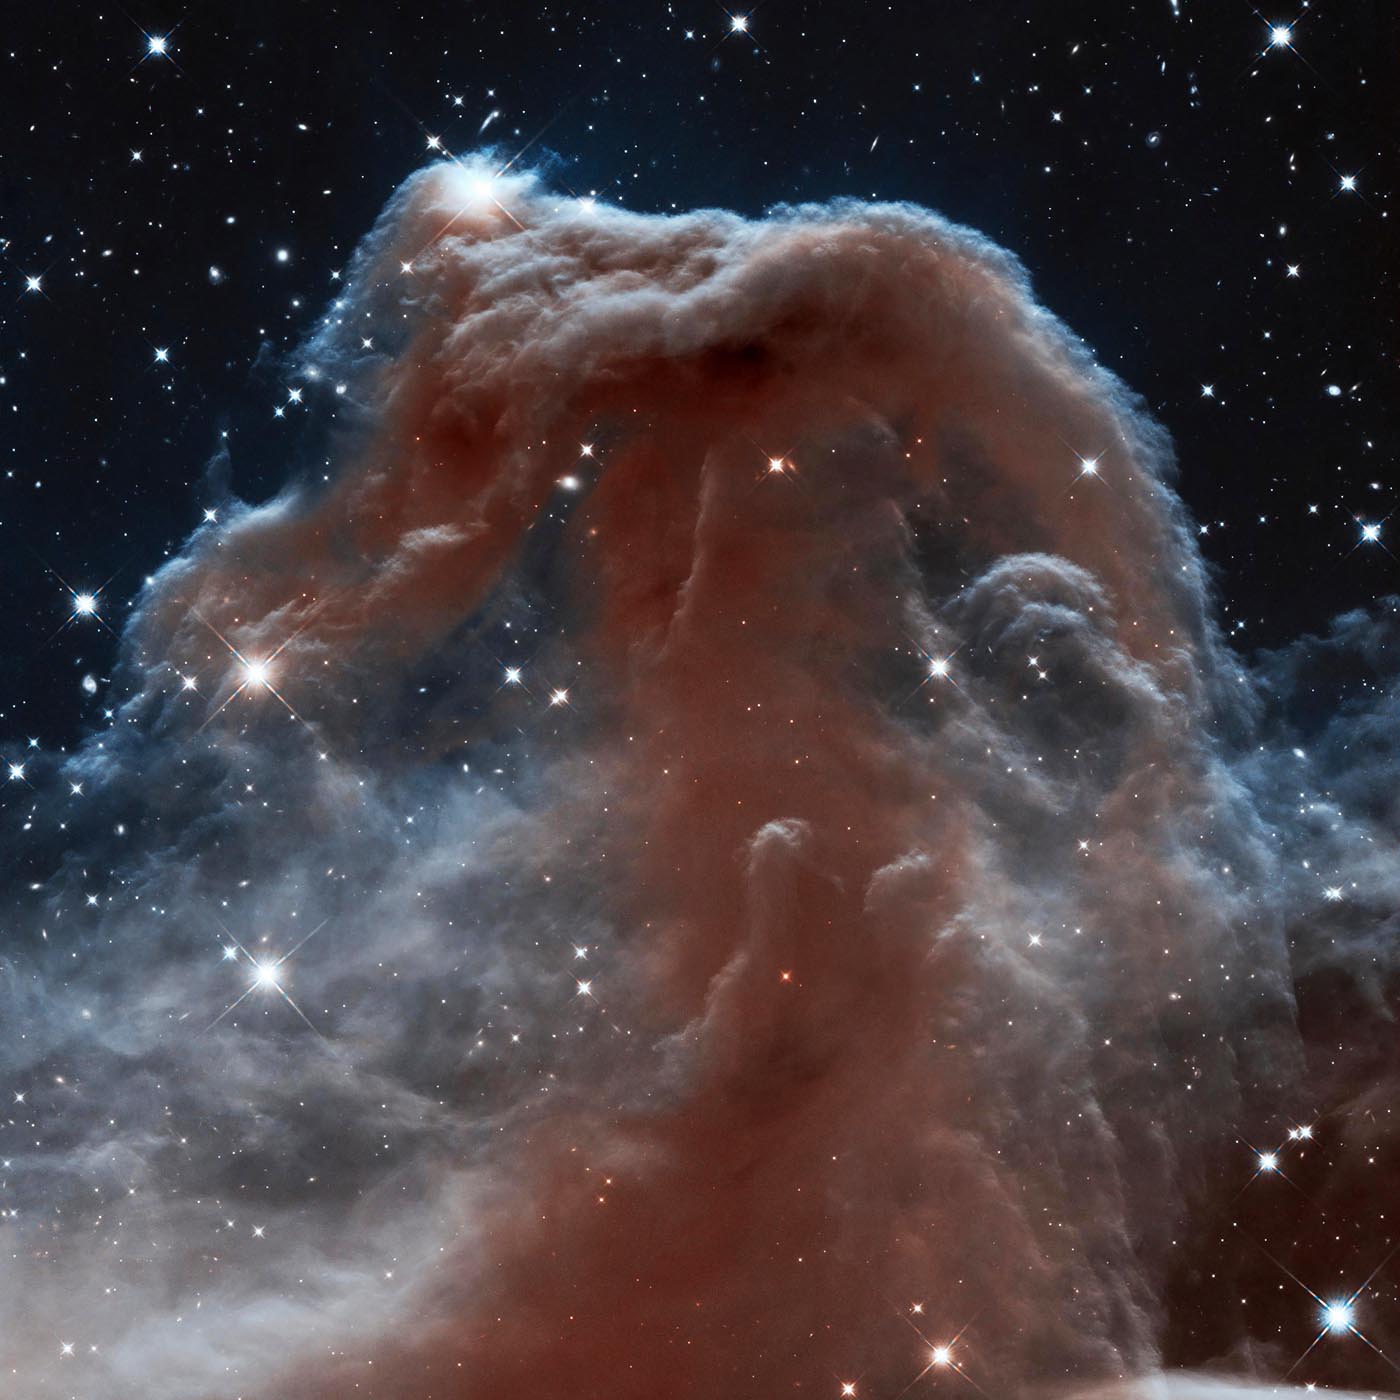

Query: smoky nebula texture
[4,158,1398,1400]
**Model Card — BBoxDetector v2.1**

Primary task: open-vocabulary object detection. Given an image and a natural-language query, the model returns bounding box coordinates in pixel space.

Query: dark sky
[2,0,1395,746]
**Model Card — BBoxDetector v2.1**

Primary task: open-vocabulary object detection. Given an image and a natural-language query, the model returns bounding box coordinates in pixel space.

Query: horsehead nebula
[4,157,1398,1400]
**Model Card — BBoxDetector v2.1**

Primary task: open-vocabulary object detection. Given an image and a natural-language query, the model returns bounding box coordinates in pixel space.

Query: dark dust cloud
[4,159,1399,1400]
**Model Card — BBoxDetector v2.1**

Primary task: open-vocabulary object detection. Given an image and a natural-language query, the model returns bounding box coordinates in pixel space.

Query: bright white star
[1270,24,1292,47]
[1361,522,1381,544]
[73,593,97,616]
[1323,1301,1354,1333]
[147,34,168,56]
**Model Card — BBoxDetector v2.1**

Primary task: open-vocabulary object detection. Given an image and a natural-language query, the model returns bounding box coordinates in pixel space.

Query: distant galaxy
[3,6,1397,1400]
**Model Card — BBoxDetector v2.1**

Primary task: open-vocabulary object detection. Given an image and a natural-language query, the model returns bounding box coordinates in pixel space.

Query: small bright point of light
[154,347,169,363]
[73,593,97,616]
[1323,885,1343,901]
[1258,1152,1278,1172]
[580,443,595,457]
[768,457,786,473]
[1201,384,1215,398]
[730,14,749,32]
[468,175,496,202]
[1340,175,1357,192]
[559,475,581,491]
[549,688,570,706]
[576,980,592,996]
[426,135,442,150]
[841,1386,857,1397]
[7,764,24,782]
[929,657,951,679]
[147,34,168,55]
[253,962,281,989]
[275,248,290,263]
[931,1346,952,1367]
[1297,1124,1313,1139]
[243,660,271,689]
[504,667,522,685]
[1286,264,1300,278]
[1079,456,1100,476]
[1361,523,1381,543]
[222,945,239,961]
[24,275,41,293]
[578,196,597,213]
[1323,1302,1354,1333]
[1270,24,1292,46]
[180,675,197,691]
